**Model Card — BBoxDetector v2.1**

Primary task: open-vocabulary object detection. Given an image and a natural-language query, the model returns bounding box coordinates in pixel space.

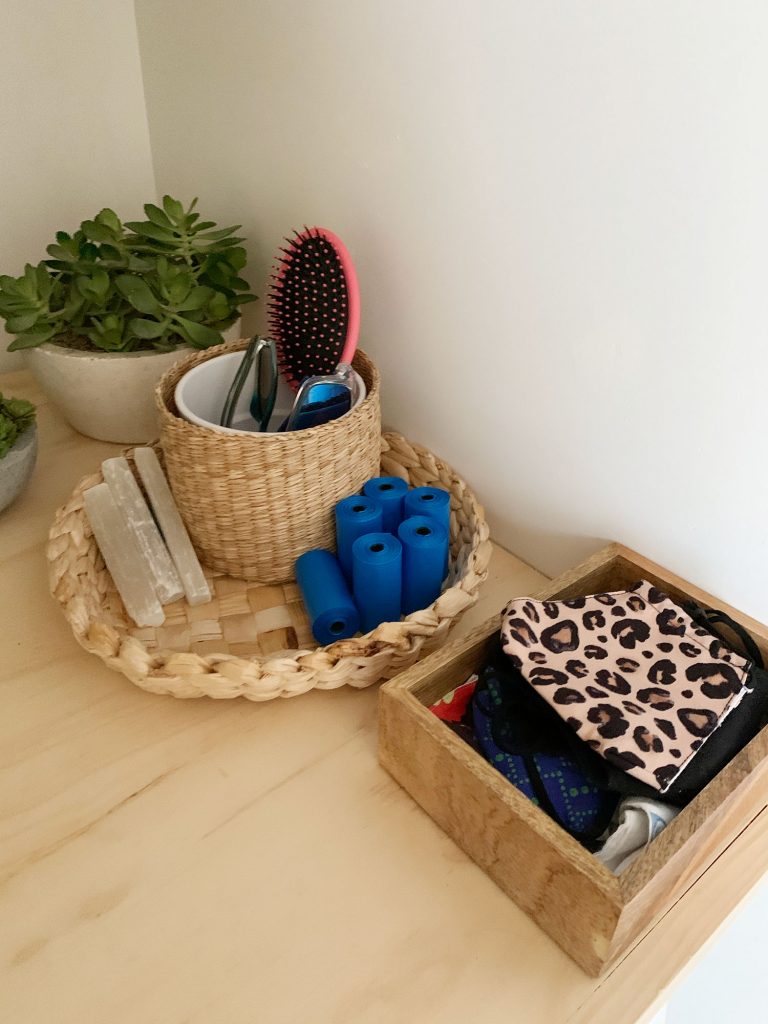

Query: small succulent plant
[0,392,35,459]
[0,196,257,354]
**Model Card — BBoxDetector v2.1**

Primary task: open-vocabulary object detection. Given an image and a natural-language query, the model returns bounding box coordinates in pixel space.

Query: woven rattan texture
[47,433,491,701]
[156,340,382,583]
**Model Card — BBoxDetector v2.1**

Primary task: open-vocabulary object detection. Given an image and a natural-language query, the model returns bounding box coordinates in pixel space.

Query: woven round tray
[47,432,491,700]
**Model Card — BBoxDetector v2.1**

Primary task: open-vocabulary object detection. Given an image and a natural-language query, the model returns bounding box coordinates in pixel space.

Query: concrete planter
[25,344,189,443]
[24,323,241,444]
[0,425,37,514]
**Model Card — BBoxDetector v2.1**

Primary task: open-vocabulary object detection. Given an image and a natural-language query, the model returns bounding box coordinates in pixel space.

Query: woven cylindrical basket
[47,433,491,701]
[156,339,381,583]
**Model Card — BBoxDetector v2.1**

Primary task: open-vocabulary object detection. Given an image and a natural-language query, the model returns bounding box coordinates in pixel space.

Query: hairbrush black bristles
[268,226,360,390]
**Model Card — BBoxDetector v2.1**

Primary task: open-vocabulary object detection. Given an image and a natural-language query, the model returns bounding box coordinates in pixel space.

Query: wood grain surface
[1,369,766,1023]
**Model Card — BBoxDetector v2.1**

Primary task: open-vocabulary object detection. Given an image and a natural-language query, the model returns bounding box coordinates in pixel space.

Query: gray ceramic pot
[0,425,38,514]
[25,345,189,444]
[24,321,243,444]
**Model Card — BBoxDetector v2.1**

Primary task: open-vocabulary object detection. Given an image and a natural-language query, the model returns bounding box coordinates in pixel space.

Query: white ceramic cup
[174,350,366,435]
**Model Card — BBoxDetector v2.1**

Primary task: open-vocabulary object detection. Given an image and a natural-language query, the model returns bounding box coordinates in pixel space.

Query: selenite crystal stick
[83,483,165,628]
[133,447,212,606]
[102,456,184,605]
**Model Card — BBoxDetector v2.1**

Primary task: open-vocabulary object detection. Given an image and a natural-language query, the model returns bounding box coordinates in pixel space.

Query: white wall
[133,1,768,620]
[30,1,741,622]
[0,0,156,373]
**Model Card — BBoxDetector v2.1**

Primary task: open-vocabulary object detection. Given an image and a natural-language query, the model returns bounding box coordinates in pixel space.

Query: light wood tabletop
[1,370,765,1024]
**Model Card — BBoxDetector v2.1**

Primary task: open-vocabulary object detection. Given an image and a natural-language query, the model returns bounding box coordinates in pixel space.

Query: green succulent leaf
[173,317,223,348]
[2,396,36,430]
[85,327,123,350]
[200,261,230,288]
[61,293,86,321]
[76,269,110,302]
[166,270,194,306]
[97,244,126,265]
[46,245,73,261]
[206,292,231,321]
[79,242,100,262]
[143,203,174,229]
[36,266,53,298]
[5,313,39,333]
[194,226,242,241]
[224,247,248,271]
[192,236,245,250]
[115,275,161,315]
[7,326,56,350]
[96,208,121,233]
[126,254,154,273]
[0,415,18,459]
[179,285,214,312]
[162,195,185,222]
[81,219,117,244]
[124,221,176,243]
[130,317,167,340]
[1,195,255,354]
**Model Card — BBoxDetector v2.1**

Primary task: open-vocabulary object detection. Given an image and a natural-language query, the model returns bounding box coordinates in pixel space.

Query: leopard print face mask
[500,581,752,792]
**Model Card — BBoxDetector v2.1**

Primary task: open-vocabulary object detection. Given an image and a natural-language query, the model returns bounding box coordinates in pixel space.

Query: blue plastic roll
[335,494,384,582]
[398,515,448,615]
[352,532,402,633]
[404,486,451,576]
[362,476,409,534]
[295,549,360,645]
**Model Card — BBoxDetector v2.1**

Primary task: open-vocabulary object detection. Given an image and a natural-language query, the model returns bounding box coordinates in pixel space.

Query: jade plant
[0,393,35,459]
[0,196,256,353]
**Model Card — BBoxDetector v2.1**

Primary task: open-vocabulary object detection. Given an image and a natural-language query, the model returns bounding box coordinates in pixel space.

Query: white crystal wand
[102,456,183,604]
[83,483,165,628]
[133,447,212,606]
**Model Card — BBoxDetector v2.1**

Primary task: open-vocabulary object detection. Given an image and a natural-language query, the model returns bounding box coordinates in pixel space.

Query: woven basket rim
[47,431,491,701]
[155,339,380,446]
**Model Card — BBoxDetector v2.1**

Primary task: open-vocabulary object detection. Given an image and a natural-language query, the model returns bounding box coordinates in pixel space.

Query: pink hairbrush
[268,226,360,390]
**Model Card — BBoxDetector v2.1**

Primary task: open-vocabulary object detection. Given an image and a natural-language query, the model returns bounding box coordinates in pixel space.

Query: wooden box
[379,543,768,976]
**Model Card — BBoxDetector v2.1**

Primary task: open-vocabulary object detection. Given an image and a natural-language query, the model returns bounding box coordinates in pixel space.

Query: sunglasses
[281,364,359,432]
[220,336,278,431]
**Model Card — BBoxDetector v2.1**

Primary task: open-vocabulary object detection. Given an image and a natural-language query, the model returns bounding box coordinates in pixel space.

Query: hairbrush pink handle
[311,227,360,365]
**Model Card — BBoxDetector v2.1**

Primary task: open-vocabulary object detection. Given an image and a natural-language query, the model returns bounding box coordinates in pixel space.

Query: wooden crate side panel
[533,546,623,602]
[617,724,768,906]
[379,686,621,976]
[381,617,616,894]
[606,746,768,969]
[382,655,613,885]
[383,613,500,708]
[405,625,498,709]
[570,808,768,1024]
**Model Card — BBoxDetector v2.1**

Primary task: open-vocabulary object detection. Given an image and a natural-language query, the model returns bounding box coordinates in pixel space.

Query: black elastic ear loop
[704,609,764,669]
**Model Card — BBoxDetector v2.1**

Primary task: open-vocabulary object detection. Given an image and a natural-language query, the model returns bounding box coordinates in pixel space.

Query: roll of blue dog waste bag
[352,532,402,633]
[362,476,409,533]
[335,495,384,581]
[403,486,451,575]
[295,549,360,645]
[398,515,448,615]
